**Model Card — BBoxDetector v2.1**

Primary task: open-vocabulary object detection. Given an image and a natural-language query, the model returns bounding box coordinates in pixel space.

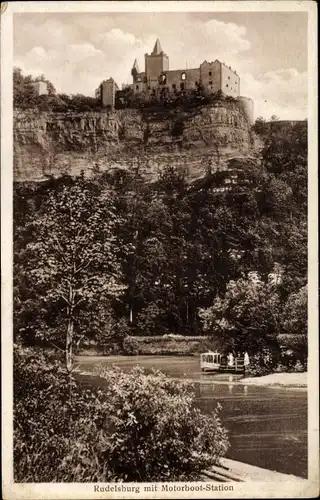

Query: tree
[282,285,307,337]
[14,176,125,370]
[260,121,307,296]
[280,285,308,366]
[199,269,282,356]
[57,93,101,111]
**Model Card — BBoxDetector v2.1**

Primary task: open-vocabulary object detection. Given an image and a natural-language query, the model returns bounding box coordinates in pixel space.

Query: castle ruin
[99,39,254,125]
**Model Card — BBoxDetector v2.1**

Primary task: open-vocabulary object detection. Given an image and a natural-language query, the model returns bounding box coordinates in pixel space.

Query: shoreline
[204,458,306,482]
[75,355,308,389]
[240,371,307,389]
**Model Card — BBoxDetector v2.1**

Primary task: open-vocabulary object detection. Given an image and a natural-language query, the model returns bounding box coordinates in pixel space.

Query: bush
[14,345,228,482]
[277,347,307,372]
[14,344,114,482]
[122,335,141,355]
[94,364,229,481]
[246,347,277,377]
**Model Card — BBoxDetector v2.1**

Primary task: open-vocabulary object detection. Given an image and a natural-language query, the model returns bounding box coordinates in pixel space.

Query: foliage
[14,344,113,482]
[14,345,228,482]
[14,175,125,369]
[114,85,235,111]
[94,364,229,481]
[14,67,58,109]
[246,347,276,376]
[122,335,141,355]
[279,268,307,366]
[198,270,282,358]
[14,67,101,112]
[56,93,101,112]
[281,285,307,336]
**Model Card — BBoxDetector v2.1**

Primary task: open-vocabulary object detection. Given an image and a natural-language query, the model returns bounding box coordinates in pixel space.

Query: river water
[76,355,308,478]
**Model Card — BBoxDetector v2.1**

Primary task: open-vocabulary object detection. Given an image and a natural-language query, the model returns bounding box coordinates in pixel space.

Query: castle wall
[237,96,254,125]
[160,68,200,92]
[101,79,118,108]
[221,64,240,97]
[145,53,169,88]
[133,72,146,93]
[31,81,48,96]
[199,61,221,94]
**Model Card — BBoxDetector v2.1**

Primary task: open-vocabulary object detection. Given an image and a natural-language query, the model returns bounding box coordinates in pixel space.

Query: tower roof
[152,38,163,55]
[132,58,140,73]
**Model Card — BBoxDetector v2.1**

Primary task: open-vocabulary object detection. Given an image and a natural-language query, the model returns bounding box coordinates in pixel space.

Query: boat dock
[218,356,246,374]
[201,352,249,374]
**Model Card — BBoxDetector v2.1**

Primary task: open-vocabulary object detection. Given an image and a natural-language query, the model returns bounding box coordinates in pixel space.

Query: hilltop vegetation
[14,67,101,112]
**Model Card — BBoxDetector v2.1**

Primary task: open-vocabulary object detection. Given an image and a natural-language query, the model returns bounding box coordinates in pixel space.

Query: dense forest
[13,120,307,366]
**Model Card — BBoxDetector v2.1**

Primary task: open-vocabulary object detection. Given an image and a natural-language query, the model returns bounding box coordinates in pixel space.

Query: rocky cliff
[14,101,259,182]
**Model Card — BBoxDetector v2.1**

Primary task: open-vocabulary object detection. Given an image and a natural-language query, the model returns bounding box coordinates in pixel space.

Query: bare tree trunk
[186,300,189,325]
[66,317,74,372]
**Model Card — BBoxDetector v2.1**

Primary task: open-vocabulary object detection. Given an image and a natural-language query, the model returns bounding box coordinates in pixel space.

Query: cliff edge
[14,101,259,182]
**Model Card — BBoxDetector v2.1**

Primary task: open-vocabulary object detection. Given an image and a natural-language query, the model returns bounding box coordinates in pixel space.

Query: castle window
[226,84,229,87]
[172,83,176,90]
[148,86,151,90]
[209,71,212,76]
[181,72,186,81]
[209,80,212,85]
[180,82,185,90]
[136,85,139,90]
[137,77,141,82]
[160,74,167,85]
[228,76,230,79]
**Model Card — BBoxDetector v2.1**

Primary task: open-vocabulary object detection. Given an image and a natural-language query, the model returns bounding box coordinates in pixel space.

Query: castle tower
[131,58,140,81]
[100,78,118,109]
[237,96,254,125]
[145,38,169,90]
[152,38,163,55]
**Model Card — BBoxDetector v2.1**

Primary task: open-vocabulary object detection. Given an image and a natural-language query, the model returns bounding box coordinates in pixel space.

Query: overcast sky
[13,12,308,119]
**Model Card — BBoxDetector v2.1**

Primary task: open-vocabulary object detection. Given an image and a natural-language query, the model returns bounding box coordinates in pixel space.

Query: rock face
[14,101,258,182]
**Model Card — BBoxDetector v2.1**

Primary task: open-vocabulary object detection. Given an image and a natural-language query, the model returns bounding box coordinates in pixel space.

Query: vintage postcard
[1,1,318,499]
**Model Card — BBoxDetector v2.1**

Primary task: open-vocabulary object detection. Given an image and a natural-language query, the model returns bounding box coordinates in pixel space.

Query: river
[76,355,307,479]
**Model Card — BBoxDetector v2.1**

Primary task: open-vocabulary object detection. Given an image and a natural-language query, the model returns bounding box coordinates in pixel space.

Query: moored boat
[200,351,222,372]
[200,351,250,373]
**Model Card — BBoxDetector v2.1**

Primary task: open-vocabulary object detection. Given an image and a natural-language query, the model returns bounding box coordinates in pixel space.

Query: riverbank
[78,333,304,357]
[202,458,306,482]
[241,371,307,388]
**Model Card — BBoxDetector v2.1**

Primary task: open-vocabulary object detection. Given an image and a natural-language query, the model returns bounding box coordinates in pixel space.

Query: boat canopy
[201,352,222,363]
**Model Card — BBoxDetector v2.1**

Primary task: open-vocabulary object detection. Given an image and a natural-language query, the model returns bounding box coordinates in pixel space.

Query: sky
[13,12,308,119]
